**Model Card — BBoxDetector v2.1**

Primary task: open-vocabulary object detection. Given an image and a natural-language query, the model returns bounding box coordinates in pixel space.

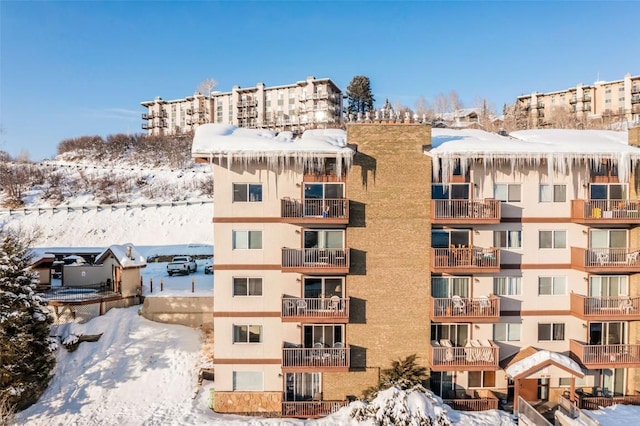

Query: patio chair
[296,299,307,316]
[452,295,466,315]
[284,299,296,316]
[626,251,639,265]
[332,342,345,363]
[596,251,609,266]
[619,296,634,314]
[329,295,341,312]
[478,295,491,314]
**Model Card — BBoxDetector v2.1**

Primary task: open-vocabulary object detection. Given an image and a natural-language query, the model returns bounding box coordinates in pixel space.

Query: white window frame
[233,325,263,343]
[232,371,263,391]
[539,230,567,249]
[538,323,565,341]
[493,323,521,341]
[538,276,567,295]
[539,184,566,202]
[494,183,521,202]
[233,183,263,202]
[494,230,522,249]
[232,230,263,250]
[493,276,522,296]
[233,277,263,297]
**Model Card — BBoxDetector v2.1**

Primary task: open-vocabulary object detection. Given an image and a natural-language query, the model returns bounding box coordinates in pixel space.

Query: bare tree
[449,90,464,113]
[197,78,218,96]
[414,96,434,121]
[433,93,449,119]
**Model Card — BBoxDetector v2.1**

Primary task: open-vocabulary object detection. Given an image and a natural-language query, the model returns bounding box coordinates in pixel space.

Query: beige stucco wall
[140,296,213,327]
[214,364,283,394]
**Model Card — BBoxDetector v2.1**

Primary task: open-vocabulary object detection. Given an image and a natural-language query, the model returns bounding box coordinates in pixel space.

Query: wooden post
[570,376,576,403]
[161,279,164,292]
[192,277,195,293]
[150,278,153,293]
[513,379,519,412]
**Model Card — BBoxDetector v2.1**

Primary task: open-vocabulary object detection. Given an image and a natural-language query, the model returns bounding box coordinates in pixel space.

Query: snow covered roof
[191,124,353,175]
[505,349,584,379]
[29,254,55,269]
[96,244,147,269]
[427,128,637,184]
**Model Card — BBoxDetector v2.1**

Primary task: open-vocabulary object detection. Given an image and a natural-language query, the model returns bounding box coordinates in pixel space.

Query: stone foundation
[213,391,281,414]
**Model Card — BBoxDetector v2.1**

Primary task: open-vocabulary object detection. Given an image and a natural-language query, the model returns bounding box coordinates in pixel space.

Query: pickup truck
[167,256,197,276]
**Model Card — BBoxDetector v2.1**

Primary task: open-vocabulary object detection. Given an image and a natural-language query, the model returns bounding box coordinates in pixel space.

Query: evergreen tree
[346,75,375,116]
[0,228,56,411]
[362,354,428,400]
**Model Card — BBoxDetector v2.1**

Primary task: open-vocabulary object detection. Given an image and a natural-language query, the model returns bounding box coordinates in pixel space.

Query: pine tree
[0,228,56,411]
[362,354,428,400]
[346,76,375,116]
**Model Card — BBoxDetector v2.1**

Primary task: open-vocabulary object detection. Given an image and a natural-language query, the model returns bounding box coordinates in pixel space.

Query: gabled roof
[29,254,55,269]
[95,244,146,269]
[504,347,584,379]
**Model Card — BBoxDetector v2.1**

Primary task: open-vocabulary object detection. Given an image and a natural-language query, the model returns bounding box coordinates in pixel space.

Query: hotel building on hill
[192,121,640,417]
[515,73,640,128]
[141,76,342,137]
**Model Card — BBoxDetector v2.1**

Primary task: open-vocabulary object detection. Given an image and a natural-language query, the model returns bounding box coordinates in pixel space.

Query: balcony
[282,346,350,372]
[584,94,592,102]
[570,97,578,104]
[430,296,500,323]
[536,102,545,108]
[570,293,640,321]
[141,123,149,130]
[430,340,499,371]
[570,247,640,273]
[281,248,349,274]
[281,198,349,225]
[632,95,640,104]
[632,86,640,95]
[443,397,499,411]
[583,104,591,112]
[431,199,500,224]
[282,401,348,418]
[282,297,349,323]
[570,340,640,369]
[431,247,500,274]
[578,394,640,410]
[570,199,640,224]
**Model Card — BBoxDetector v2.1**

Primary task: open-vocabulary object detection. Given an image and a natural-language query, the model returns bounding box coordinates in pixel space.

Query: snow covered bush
[0,228,56,411]
[350,385,452,426]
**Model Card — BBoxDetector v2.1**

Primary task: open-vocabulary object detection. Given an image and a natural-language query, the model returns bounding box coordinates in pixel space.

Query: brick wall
[324,123,432,399]
[629,125,640,395]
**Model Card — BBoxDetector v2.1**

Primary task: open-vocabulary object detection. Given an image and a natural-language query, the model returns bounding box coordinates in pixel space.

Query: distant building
[141,76,343,136]
[515,73,640,129]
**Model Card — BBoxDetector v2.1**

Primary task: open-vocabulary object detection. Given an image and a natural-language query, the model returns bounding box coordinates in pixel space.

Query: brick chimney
[630,126,640,147]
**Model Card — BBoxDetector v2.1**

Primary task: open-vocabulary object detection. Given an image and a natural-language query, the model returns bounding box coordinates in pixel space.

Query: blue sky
[1,1,638,161]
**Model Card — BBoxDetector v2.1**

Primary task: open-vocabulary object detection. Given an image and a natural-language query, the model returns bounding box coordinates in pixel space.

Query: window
[590,275,628,297]
[232,231,262,250]
[539,230,567,249]
[233,183,262,202]
[432,229,471,248]
[431,324,469,346]
[233,277,263,296]
[494,184,521,202]
[493,323,520,341]
[589,184,626,200]
[233,371,263,391]
[432,184,470,200]
[493,277,521,296]
[494,230,522,249]
[469,371,496,388]
[233,325,262,343]
[539,184,566,202]
[538,323,565,341]
[538,276,566,295]
[304,277,344,298]
[432,276,470,298]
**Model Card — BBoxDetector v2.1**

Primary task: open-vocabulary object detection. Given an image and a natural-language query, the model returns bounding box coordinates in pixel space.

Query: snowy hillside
[0,160,213,247]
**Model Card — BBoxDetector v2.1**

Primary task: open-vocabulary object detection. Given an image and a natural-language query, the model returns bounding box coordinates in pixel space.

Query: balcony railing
[282,297,349,323]
[431,247,500,273]
[570,293,640,320]
[570,339,640,368]
[282,346,350,370]
[443,398,498,411]
[430,340,499,371]
[282,400,348,418]
[431,296,500,322]
[571,199,640,223]
[578,394,640,410]
[281,248,349,274]
[281,198,349,224]
[570,247,640,273]
[431,199,500,224]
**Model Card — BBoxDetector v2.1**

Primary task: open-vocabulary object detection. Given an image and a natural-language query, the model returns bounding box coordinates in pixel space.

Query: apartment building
[191,121,431,417]
[515,73,640,128]
[427,126,640,411]
[142,76,343,137]
[192,120,640,418]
